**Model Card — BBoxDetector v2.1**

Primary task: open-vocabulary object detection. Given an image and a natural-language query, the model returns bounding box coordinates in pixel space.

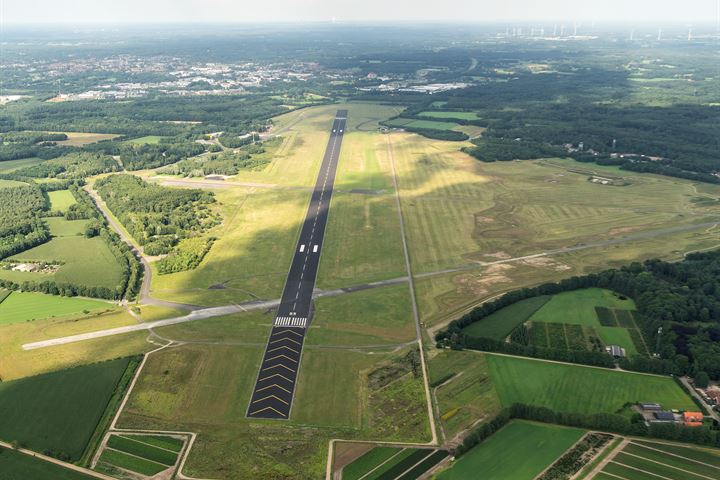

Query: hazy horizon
[2,0,719,25]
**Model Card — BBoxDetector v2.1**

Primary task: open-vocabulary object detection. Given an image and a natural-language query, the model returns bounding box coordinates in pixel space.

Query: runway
[246,110,348,419]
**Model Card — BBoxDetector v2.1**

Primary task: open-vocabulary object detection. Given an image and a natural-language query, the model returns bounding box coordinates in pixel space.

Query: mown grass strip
[119,434,184,453]
[396,450,448,480]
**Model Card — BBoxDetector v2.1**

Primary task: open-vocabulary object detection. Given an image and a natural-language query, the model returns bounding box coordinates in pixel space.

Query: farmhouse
[683,411,703,427]
[606,345,626,358]
[652,411,676,422]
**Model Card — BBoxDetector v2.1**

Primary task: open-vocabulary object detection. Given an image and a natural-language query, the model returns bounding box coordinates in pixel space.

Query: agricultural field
[0,358,135,460]
[417,111,481,120]
[0,447,97,480]
[124,135,166,145]
[54,132,119,147]
[526,288,644,354]
[95,433,183,477]
[597,439,720,480]
[460,295,550,340]
[0,290,110,325]
[340,446,448,480]
[428,350,502,438]
[47,189,77,211]
[0,229,125,289]
[436,421,585,480]
[0,178,29,188]
[0,157,44,172]
[486,354,696,414]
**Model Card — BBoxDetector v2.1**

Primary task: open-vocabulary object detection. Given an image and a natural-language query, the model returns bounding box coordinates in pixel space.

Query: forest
[0,185,50,259]
[437,250,720,381]
[158,138,280,177]
[14,152,120,178]
[95,175,219,273]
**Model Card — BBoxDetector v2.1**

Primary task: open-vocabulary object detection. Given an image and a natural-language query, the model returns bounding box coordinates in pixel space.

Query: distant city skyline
[2,0,719,24]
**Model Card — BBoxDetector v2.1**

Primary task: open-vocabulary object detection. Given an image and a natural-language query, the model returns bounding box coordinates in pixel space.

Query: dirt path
[584,437,629,479]
[386,134,438,446]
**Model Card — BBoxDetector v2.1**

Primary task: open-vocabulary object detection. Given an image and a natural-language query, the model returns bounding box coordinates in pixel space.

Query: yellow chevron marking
[249,405,287,417]
[252,394,289,406]
[255,383,292,394]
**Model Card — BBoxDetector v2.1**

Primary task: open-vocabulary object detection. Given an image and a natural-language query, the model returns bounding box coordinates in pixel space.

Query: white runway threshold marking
[313,245,319,253]
[299,244,305,252]
[274,316,308,328]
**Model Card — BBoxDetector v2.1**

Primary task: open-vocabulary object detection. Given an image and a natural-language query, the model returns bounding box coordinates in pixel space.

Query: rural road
[247,110,347,420]
[84,185,201,311]
[679,376,720,422]
[0,439,116,480]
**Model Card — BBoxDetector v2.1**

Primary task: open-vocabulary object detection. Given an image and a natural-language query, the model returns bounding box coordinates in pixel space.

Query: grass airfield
[3,102,720,478]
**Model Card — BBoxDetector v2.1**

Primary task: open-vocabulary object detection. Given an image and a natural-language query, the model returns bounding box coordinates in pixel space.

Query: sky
[1,0,718,24]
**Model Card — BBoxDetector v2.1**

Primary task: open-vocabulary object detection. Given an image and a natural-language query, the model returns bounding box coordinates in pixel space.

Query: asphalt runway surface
[246,110,348,419]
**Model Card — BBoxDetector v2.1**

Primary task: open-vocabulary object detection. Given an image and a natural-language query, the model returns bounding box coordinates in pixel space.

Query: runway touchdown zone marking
[247,110,347,420]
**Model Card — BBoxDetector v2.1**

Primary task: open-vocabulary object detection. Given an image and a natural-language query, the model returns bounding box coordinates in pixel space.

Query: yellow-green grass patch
[53,132,119,147]
[0,309,149,380]
[305,285,416,346]
[418,111,481,120]
[0,291,110,325]
[47,189,77,211]
[124,135,166,145]
[45,217,88,236]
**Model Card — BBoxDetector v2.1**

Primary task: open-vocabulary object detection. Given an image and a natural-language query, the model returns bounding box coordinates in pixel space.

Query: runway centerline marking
[247,110,347,420]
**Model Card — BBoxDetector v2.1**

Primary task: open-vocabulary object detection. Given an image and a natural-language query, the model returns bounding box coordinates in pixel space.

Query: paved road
[246,110,347,420]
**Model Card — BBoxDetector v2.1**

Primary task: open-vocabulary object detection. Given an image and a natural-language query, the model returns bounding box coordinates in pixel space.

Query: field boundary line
[611,460,674,480]
[355,447,407,480]
[620,451,716,480]
[628,441,720,469]
[582,437,629,479]
[386,134,438,446]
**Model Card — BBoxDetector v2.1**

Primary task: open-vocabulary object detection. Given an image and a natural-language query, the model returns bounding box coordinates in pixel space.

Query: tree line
[437,250,720,380]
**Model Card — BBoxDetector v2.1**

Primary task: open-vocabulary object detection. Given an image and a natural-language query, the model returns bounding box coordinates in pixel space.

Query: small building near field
[606,345,626,358]
[11,263,38,273]
[652,411,676,422]
[684,411,703,426]
[640,403,662,411]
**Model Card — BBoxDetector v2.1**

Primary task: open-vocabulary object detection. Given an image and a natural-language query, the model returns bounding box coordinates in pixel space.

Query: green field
[0,447,96,480]
[2,233,125,289]
[429,350,502,437]
[45,217,89,236]
[47,189,77,212]
[0,291,109,325]
[0,157,44,172]
[98,448,167,476]
[0,178,29,188]
[342,447,403,480]
[461,295,550,340]
[119,434,184,452]
[601,440,720,480]
[124,135,166,145]
[486,354,696,414]
[528,288,641,354]
[385,118,462,131]
[0,358,132,460]
[437,421,584,480]
[106,434,179,465]
[418,111,480,120]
